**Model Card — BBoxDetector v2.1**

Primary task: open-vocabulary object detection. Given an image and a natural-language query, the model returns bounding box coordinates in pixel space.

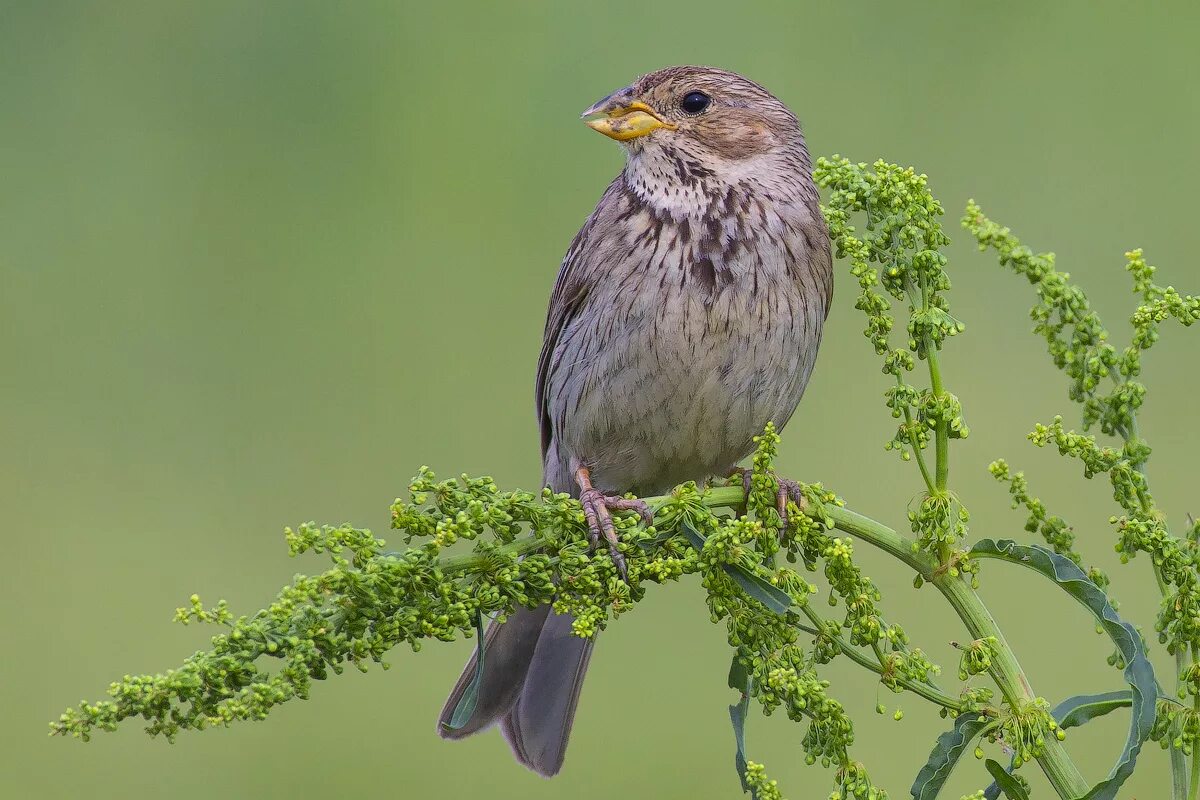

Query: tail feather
[501,609,593,777]
[437,605,593,778]
[437,604,551,739]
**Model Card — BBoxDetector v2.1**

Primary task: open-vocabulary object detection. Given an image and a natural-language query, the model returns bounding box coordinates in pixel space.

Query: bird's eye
[680,91,711,114]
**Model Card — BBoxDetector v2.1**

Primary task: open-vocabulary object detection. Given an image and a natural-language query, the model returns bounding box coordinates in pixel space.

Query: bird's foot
[574,467,652,582]
[730,467,809,534]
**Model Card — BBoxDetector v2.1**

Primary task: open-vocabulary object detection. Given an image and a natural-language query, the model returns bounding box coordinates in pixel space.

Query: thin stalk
[1191,643,1200,800]
[913,262,950,494]
[864,199,939,499]
[1113,378,1190,798]
[896,372,937,494]
[927,350,950,492]
[798,602,962,712]
[439,535,549,574]
[1178,646,1193,800]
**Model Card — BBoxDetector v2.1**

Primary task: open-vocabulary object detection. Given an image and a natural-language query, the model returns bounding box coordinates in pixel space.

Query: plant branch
[819,504,1089,798]
[927,350,950,494]
[896,372,937,494]
[434,481,1085,797]
[1109,372,1192,799]
[664,484,1086,797]
[915,267,951,494]
[798,598,962,712]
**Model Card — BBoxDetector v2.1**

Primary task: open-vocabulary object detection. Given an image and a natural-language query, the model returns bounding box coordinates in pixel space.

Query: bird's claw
[579,489,651,582]
[775,477,807,532]
[729,467,808,538]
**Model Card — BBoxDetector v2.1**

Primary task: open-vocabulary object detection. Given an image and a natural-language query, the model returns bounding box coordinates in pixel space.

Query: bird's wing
[535,176,626,461]
[799,212,834,321]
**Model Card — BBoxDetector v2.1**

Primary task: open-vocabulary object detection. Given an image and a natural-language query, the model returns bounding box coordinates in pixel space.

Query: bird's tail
[437,604,594,777]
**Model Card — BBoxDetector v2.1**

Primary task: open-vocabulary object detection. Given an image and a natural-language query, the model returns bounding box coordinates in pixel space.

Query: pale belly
[546,277,821,495]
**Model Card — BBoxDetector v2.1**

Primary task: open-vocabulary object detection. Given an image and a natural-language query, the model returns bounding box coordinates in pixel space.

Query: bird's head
[581,65,805,171]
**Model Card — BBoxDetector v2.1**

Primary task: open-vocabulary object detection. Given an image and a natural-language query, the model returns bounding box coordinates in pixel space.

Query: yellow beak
[581,93,676,141]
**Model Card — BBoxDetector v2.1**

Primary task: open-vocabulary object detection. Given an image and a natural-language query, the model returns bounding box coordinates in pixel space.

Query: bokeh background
[4,2,1198,798]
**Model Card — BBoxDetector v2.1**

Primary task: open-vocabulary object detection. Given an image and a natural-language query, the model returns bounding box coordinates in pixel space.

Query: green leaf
[726,566,793,615]
[984,759,1030,800]
[680,521,792,615]
[679,519,709,551]
[679,519,707,548]
[728,654,754,796]
[970,539,1157,800]
[446,610,485,730]
[1053,690,1132,729]
[909,713,992,799]
[983,691,1132,800]
[728,656,751,691]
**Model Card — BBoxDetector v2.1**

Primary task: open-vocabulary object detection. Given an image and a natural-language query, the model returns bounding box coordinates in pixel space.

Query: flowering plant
[53,159,1200,800]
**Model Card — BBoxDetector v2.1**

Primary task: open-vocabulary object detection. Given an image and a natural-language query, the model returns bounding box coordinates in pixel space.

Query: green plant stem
[1142,517,1188,800]
[943,587,1086,799]
[1115,381,1190,799]
[927,351,950,493]
[896,372,937,494]
[914,270,951,495]
[873,199,948,559]
[1172,616,1191,797]
[1175,733,1190,800]
[438,535,549,574]
[1190,643,1200,800]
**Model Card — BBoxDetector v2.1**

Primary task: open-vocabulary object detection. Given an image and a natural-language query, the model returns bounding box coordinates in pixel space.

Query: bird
[437,65,832,777]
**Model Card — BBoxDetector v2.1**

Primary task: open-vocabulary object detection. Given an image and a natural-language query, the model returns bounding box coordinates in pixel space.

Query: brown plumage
[438,65,832,776]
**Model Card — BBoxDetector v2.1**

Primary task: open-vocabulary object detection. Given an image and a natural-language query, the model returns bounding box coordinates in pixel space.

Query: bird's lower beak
[581,90,675,141]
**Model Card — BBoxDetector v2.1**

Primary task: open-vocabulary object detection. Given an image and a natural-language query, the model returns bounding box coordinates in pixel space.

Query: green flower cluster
[966,698,1064,775]
[816,157,971,569]
[956,637,1000,681]
[1000,698,1066,769]
[965,205,1200,643]
[966,202,1199,792]
[753,427,952,719]
[988,458,1123,665]
[50,469,705,743]
[832,761,886,800]
[988,459,1111,595]
[743,761,784,800]
[815,158,959,357]
[1154,698,1200,757]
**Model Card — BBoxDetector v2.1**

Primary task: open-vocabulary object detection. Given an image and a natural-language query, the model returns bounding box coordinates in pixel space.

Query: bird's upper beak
[581,87,676,141]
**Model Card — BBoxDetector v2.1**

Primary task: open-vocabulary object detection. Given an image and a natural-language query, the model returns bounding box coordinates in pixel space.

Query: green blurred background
[3,2,1197,797]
